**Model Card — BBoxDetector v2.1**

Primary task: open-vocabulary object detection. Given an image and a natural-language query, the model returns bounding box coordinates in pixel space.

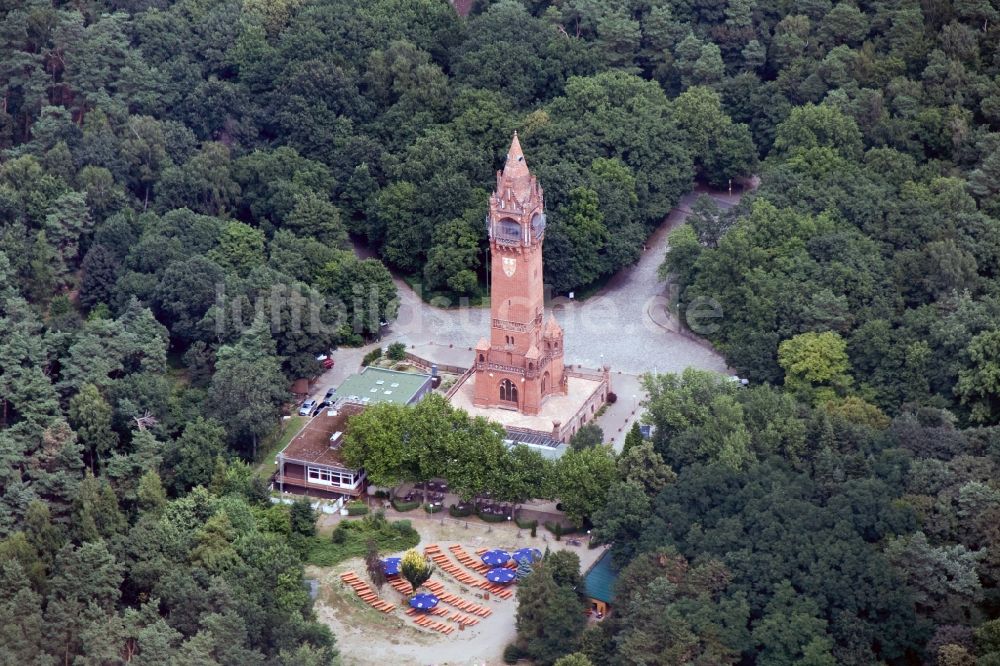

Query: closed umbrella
[486,567,516,584]
[383,557,401,576]
[481,549,511,567]
[409,593,440,610]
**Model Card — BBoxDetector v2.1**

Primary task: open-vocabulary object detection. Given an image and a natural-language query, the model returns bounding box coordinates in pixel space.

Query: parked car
[323,387,336,400]
[298,399,316,416]
[311,400,331,416]
[317,353,334,369]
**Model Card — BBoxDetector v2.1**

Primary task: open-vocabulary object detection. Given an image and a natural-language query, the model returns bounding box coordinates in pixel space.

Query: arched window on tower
[496,218,521,242]
[499,379,518,404]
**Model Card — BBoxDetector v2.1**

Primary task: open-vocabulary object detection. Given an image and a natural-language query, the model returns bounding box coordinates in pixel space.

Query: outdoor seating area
[423,544,515,600]
[410,613,454,634]
[336,540,542,646]
[339,572,396,613]
[400,480,450,504]
[425,544,485,587]
[475,499,513,516]
[415,480,450,493]
[341,546,501,637]
[450,545,490,573]
[423,580,493,617]
[388,577,412,596]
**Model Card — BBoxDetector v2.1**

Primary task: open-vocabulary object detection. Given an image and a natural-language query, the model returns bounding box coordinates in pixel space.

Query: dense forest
[2,0,1000,663]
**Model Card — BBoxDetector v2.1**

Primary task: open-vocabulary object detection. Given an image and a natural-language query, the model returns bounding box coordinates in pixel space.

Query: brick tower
[473,132,566,415]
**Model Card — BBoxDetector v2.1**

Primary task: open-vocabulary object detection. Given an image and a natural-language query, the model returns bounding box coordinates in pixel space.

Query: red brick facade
[473,133,567,415]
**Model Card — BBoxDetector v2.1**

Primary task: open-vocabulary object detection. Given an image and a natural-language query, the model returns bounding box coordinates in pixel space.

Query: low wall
[403,351,469,376]
[269,495,344,514]
[445,367,474,399]
[553,366,611,442]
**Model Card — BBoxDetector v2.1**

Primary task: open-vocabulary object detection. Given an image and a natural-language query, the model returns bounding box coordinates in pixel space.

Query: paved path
[312,182,753,447]
[385,185,744,376]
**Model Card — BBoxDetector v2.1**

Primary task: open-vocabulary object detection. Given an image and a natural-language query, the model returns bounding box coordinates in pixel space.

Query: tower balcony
[477,362,526,376]
[493,318,530,332]
[476,354,557,380]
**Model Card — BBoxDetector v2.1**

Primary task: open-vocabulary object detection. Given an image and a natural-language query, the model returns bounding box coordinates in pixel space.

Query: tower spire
[500,131,532,201]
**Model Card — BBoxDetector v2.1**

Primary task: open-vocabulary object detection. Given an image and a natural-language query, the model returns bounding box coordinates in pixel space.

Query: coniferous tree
[68,384,118,472]
[515,562,587,665]
[365,538,387,596]
[79,244,121,311]
[290,497,317,537]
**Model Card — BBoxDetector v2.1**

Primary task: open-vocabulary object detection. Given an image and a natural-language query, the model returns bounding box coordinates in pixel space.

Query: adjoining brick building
[450,133,610,448]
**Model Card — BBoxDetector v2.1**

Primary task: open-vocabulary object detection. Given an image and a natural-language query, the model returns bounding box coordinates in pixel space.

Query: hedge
[424,503,443,514]
[515,517,537,530]
[477,510,510,524]
[544,521,578,537]
[449,504,474,518]
[391,498,420,512]
[345,501,369,516]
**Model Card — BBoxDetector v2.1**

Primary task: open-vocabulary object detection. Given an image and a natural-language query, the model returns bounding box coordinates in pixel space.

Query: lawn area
[306,513,420,567]
[254,415,310,479]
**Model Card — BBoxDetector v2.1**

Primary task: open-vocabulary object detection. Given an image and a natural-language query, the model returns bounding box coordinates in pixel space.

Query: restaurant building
[275,402,367,499]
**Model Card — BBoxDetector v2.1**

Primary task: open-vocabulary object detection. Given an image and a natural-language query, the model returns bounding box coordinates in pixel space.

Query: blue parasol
[383,557,401,576]
[409,593,439,610]
[486,567,517,584]
[512,548,542,563]
[480,549,511,567]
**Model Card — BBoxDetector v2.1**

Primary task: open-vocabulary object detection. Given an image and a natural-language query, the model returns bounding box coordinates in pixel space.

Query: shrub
[606,392,617,404]
[307,516,419,567]
[386,342,407,360]
[392,498,420,512]
[345,501,369,516]
[363,509,388,528]
[424,503,442,514]
[531,524,537,537]
[503,644,523,664]
[331,524,348,544]
[449,504,474,518]
[515,517,537,529]
[392,520,416,538]
[362,348,382,366]
[477,509,509,523]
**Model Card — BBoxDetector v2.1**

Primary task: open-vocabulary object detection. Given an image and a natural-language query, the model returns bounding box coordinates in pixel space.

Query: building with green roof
[333,366,433,406]
[583,549,618,617]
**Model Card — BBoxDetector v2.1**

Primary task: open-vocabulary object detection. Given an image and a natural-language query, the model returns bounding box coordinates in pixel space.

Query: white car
[298,400,316,416]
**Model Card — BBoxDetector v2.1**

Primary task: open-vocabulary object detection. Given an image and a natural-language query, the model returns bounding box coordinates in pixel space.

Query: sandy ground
[310,515,606,666]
